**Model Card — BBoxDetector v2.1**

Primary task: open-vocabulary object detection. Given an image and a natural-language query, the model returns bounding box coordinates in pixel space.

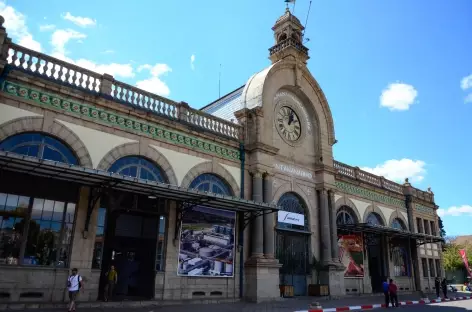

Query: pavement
[3,292,471,312]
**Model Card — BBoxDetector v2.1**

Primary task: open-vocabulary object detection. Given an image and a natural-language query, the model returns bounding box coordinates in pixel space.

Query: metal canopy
[0,151,279,214]
[337,223,444,245]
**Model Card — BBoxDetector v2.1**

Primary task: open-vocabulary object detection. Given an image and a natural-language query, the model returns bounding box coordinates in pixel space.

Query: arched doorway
[99,156,169,300]
[275,193,310,296]
[365,212,387,292]
[390,218,411,278]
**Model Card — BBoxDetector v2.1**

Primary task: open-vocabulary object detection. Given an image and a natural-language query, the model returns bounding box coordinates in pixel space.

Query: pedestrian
[104,265,118,302]
[382,278,390,307]
[389,279,399,307]
[441,278,448,299]
[434,277,441,298]
[67,268,83,312]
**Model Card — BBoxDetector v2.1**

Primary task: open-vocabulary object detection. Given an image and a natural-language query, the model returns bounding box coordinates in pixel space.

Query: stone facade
[0,9,442,305]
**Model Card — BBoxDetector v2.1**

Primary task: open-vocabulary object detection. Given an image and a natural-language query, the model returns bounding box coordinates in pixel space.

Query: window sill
[0,264,71,271]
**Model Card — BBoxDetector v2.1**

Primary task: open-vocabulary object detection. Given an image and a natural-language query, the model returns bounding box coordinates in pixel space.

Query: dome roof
[274,8,304,29]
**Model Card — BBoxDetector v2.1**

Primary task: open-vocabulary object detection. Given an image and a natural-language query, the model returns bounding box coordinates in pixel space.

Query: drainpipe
[239,142,245,299]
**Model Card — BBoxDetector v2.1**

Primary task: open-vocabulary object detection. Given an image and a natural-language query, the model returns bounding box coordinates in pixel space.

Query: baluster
[148,98,154,111]
[11,49,18,66]
[155,100,162,114]
[18,52,26,69]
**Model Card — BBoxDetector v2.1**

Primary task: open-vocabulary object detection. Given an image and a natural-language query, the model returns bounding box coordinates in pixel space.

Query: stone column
[251,171,264,258]
[263,173,275,259]
[319,189,332,264]
[328,190,339,261]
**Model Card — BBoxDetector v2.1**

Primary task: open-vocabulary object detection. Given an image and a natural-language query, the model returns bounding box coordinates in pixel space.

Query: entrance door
[367,237,386,293]
[276,231,309,296]
[100,211,159,300]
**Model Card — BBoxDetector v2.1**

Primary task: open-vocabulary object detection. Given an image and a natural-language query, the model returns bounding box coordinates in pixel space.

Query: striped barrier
[295,295,472,312]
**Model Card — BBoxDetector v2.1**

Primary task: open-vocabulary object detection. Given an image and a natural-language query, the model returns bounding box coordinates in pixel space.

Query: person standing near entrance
[434,277,441,298]
[67,268,83,312]
[104,265,118,302]
[382,278,390,307]
[441,278,448,299]
[389,279,399,307]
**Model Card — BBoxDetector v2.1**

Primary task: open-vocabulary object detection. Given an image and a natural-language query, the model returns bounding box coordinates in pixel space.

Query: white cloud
[380,82,418,111]
[361,158,426,183]
[190,54,195,70]
[437,205,472,217]
[51,29,86,56]
[461,74,472,90]
[136,63,172,96]
[62,12,96,28]
[0,1,41,51]
[465,93,472,104]
[39,24,55,32]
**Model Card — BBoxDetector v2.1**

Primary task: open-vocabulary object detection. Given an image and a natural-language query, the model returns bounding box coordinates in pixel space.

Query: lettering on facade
[274,91,312,135]
[274,163,313,180]
[278,211,305,226]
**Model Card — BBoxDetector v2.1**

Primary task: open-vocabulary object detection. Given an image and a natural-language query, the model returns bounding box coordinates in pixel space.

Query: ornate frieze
[2,81,240,161]
[335,181,406,209]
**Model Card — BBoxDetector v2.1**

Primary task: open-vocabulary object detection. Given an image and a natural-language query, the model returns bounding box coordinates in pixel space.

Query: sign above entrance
[274,163,313,180]
[278,211,305,226]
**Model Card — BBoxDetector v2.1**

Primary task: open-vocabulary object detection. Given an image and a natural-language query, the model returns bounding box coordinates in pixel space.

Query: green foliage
[443,240,472,272]
[438,217,446,238]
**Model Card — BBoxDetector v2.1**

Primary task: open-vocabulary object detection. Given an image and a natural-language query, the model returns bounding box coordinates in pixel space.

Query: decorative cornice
[245,142,279,155]
[2,80,240,162]
[415,204,435,216]
[335,181,406,209]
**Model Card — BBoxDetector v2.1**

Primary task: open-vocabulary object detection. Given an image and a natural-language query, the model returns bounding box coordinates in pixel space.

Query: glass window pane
[62,223,74,245]
[5,194,19,211]
[0,193,7,210]
[97,208,106,227]
[32,198,44,220]
[159,216,166,234]
[65,203,76,223]
[42,147,65,163]
[0,216,23,265]
[12,145,39,157]
[41,200,54,221]
[52,201,65,222]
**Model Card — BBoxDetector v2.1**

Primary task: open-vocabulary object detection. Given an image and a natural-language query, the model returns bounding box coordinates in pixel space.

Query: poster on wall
[338,234,364,278]
[177,205,236,277]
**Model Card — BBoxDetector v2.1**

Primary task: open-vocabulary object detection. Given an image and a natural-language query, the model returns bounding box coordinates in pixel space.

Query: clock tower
[236,6,343,302]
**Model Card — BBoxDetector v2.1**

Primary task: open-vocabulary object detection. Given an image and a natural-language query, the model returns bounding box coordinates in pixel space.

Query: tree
[438,217,446,238]
[443,239,472,272]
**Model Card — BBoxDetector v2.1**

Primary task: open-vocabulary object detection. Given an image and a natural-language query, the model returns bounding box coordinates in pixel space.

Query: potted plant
[307,255,329,296]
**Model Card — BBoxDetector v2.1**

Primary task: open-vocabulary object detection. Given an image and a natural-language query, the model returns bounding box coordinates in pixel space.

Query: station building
[0,9,443,304]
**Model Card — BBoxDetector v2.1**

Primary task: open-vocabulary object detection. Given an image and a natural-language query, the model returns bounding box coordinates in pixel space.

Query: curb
[296,296,472,312]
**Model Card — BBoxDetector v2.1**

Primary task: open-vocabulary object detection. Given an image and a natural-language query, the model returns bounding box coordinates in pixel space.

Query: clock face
[276,106,301,142]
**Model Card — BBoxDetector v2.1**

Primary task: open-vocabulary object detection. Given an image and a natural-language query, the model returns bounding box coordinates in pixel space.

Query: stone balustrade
[333,160,434,203]
[4,42,242,140]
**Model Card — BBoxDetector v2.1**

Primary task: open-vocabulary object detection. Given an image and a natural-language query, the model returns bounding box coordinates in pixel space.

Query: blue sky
[1,0,471,236]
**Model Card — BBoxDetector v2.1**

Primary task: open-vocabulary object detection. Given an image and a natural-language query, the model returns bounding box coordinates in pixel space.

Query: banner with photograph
[338,234,364,278]
[177,205,236,277]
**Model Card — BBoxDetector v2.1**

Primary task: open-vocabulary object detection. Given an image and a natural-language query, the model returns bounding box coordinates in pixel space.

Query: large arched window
[391,218,406,230]
[277,192,309,231]
[108,156,167,183]
[0,132,78,165]
[189,173,233,196]
[366,212,383,226]
[336,206,357,225]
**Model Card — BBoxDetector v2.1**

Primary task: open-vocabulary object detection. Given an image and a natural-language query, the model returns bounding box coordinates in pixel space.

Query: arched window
[189,173,232,196]
[336,206,357,225]
[391,218,406,230]
[108,156,167,183]
[366,212,383,226]
[392,247,409,277]
[0,132,78,165]
[277,192,308,231]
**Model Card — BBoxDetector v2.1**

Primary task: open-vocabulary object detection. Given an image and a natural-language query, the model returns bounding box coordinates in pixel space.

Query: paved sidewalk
[3,292,469,312]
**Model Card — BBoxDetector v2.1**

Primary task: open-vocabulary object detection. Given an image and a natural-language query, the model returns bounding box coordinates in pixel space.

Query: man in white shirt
[67,268,83,312]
